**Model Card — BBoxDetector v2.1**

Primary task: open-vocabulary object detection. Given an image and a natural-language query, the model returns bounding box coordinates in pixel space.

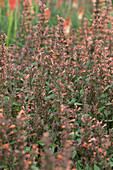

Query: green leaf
[76,138,81,142]
[31,165,39,170]
[31,62,36,66]
[24,90,29,93]
[25,95,29,101]
[94,164,100,170]
[4,96,9,102]
[51,144,57,153]
[44,72,48,77]
[85,78,89,82]
[55,85,59,89]
[24,147,31,152]
[46,81,51,86]
[100,93,106,98]
[0,166,7,169]
[75,131,81,137]
[37,140,44,146]
[73,75,76,78]
[12,102,20,106]
[16,88,22,91]
[10,141,17,145]
[24,68,28,72]
[45,94,54,100]
[72,150,77,159]
[85,164,92,170]
[80,90,84,95]
[74,76,82,83]
[68,86,74,91]
[104,85,111,91]
[68,98,76,104]
[104,110,111,116]
[99,106,105,112]
[105,103,112,106]
[29,96,34,101]
[74,102,83,106]
[109,162,113,166]
[48,90,53,94]
[31,78,35,85]
[105,119,113,122]
[76,166,83,170]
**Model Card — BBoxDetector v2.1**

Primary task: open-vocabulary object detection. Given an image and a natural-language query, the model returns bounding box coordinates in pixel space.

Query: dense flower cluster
[0,0,113,169]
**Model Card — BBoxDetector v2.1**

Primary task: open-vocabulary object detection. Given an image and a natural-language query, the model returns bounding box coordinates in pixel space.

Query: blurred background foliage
[1,0,112,45]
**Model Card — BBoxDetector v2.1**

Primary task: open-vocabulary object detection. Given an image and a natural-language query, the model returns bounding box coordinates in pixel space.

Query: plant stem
[14,1,18,39]
[0,8,1,25]
[6,11,13,46]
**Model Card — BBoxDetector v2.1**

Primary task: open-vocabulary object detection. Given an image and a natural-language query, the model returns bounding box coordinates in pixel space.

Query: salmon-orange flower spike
[72,0,78,9]
[9,0,16,11]
[60,116,67,120]
[106,158,110,161]
[81,128,84,132]
[57,0,62,8]
[82,142,87,147]
[70,119,76,122]
[18,109,26,116]
[78,7,83,20]
[57,154,63,159]
[3,143,9,149]
[0,0,4,8]
[98,148,103,152]
[64,17,72,35]
[26,154,31,158]
[8,131,14,135]
[9,124,15,129]
[32,145,37,149]
[103,152,106,156]
[44,8,51,20]
[0,113,3,118]
[61,125,65,129]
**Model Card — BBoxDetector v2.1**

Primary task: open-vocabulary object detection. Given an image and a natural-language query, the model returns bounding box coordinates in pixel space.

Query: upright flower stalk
[64,17,72,36]
[78,6,83,21]
[72,0,78,10]
[57,0,62,8]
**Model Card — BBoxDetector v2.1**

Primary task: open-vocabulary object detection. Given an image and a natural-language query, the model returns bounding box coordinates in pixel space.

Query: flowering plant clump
[0,0,113,169]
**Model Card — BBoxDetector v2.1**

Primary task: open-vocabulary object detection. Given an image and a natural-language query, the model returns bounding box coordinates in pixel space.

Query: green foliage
[0,0,113,169]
